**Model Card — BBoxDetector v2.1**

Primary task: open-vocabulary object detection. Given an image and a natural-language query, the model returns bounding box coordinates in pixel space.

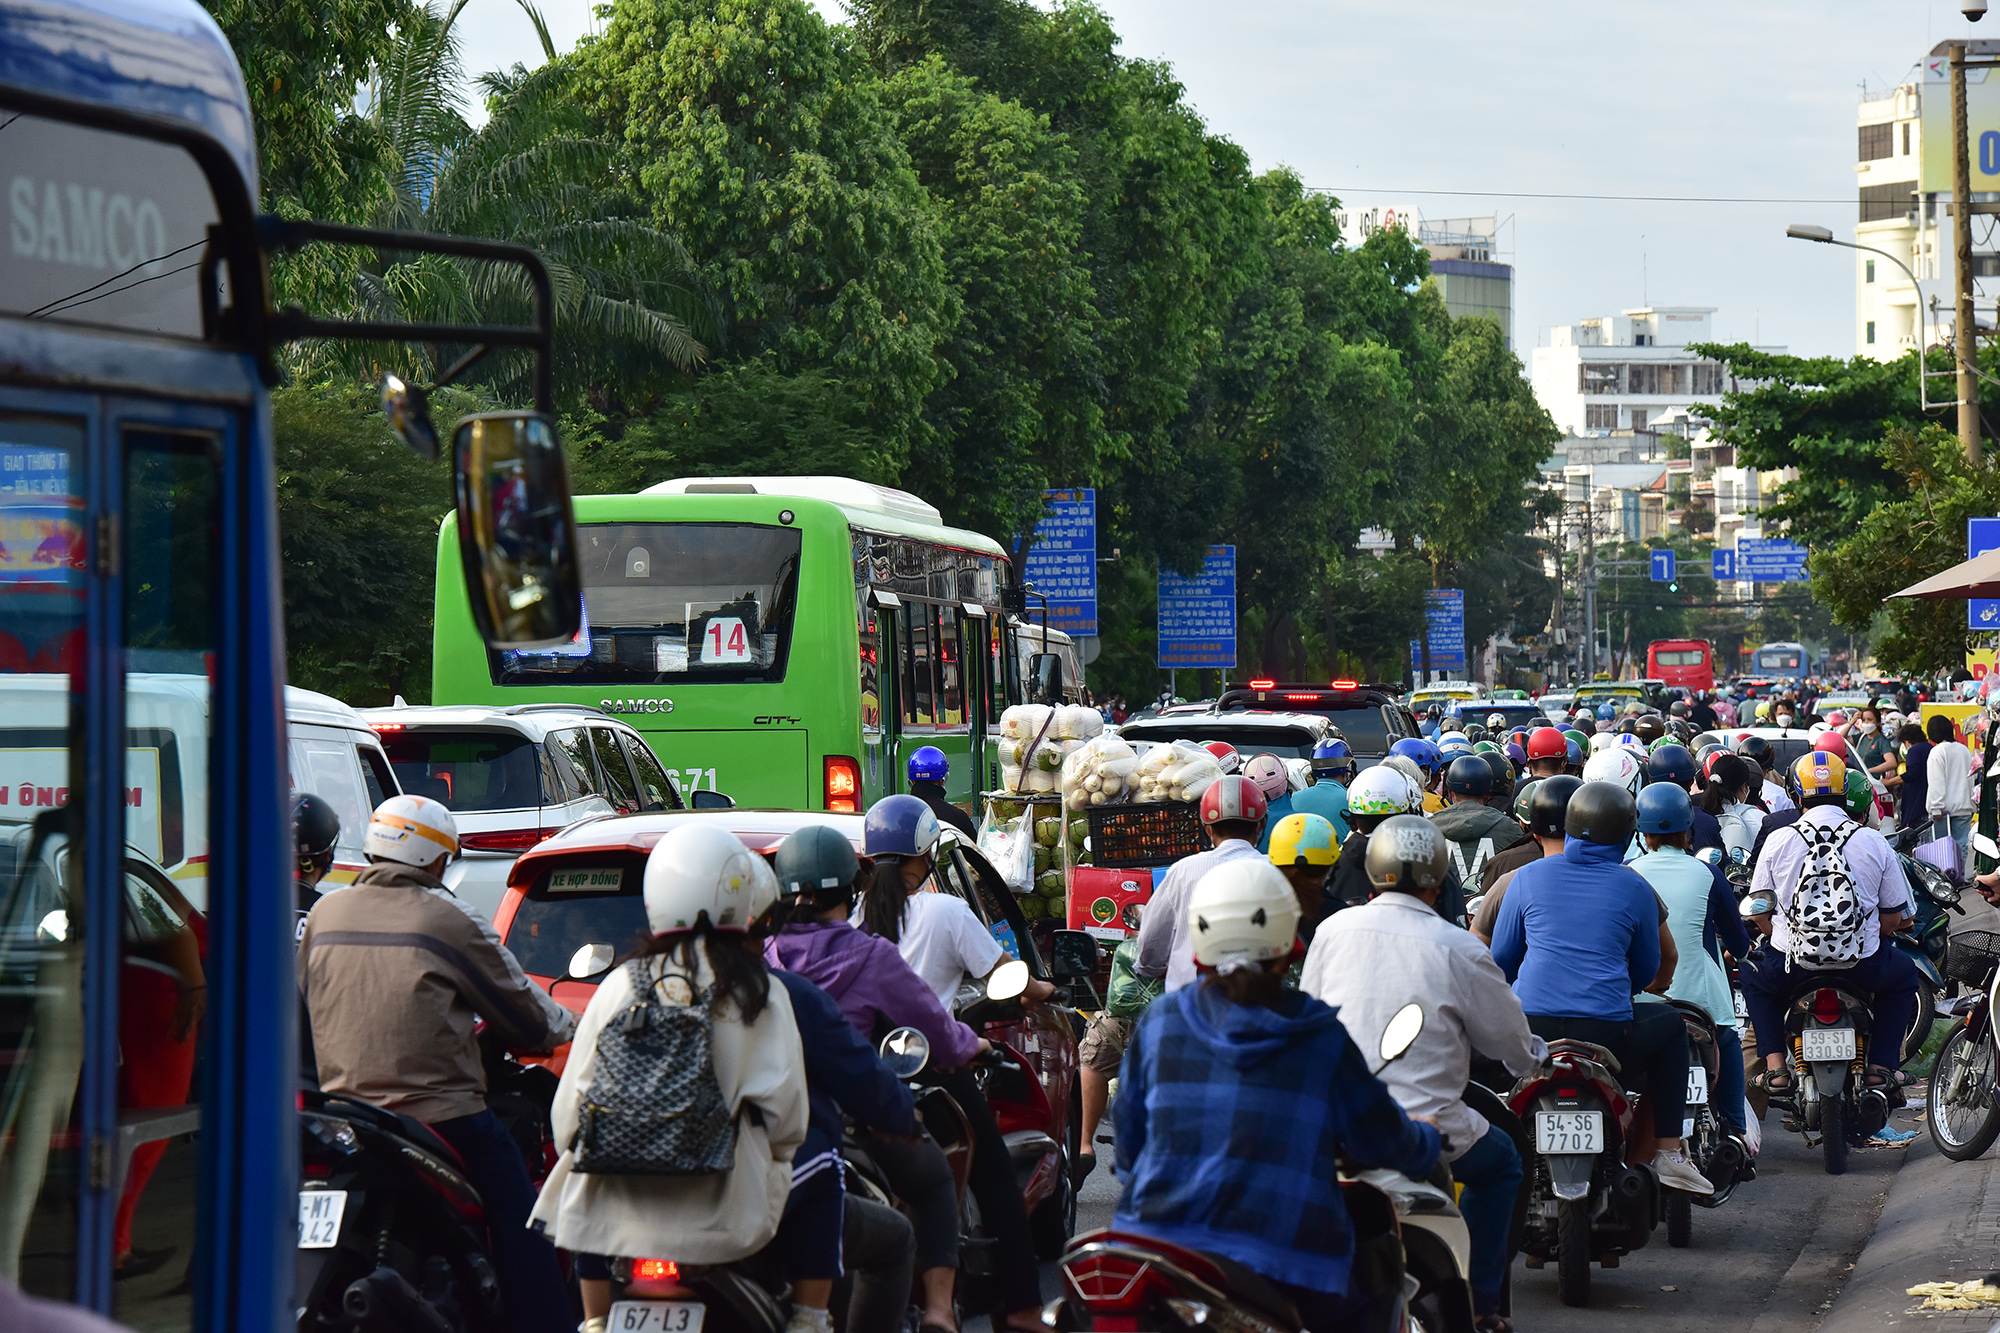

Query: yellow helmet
[1792,750,1845,799]
[1754,700,1770,720]
[1268,812,1339,867]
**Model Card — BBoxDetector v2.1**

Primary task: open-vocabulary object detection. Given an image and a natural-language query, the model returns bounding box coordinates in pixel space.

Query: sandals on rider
[1750,1068,1793,1093]
[1474,1316,1513,1333]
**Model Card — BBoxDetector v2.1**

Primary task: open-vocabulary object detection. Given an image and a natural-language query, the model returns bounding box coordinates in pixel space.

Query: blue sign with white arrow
[1712,548,1736,581]
[1650,549,1676,583]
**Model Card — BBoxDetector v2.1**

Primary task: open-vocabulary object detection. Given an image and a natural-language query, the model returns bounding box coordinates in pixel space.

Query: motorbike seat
[397,1113,471,1174]
[1200,1251,1302,1331]
[1545,1038,1621,1074]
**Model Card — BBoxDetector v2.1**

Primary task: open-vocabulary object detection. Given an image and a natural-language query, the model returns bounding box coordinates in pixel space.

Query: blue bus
[1752,640,1811,685]
[0,2,581,1325]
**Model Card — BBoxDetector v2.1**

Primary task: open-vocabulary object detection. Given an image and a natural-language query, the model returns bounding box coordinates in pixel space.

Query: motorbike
[1889,822,1967,1060]
[1928,927,2000,1159]
[1053,1005,1476,1333]
[1658,998,1746,1247]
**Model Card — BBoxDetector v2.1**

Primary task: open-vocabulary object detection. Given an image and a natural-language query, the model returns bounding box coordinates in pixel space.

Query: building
[1334,204,1514,347]
[1530,306,1784,437]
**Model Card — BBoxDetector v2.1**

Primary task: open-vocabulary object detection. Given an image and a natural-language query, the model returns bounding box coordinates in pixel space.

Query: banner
[1021,488,1097,635]
[1425,589,1466,675]
[1157,546,1236,669]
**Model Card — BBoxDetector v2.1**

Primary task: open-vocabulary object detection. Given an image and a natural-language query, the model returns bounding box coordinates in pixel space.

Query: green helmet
[1648,735,1678,753]
[1473,740,1499,755]
[1512,778,1542,821]
[1842,770,1873,822]
[773,823,859,899]
[1562,728,1589,750]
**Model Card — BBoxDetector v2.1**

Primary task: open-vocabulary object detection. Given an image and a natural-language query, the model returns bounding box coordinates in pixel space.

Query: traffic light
[1669,579,1680,592]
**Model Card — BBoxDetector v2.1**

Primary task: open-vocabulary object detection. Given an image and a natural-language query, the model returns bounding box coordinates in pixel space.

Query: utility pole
[1953,41,1986,465]
[1581,496,1598,682]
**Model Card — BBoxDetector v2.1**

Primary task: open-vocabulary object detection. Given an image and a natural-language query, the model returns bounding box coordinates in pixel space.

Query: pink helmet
[1241,753,1290,800]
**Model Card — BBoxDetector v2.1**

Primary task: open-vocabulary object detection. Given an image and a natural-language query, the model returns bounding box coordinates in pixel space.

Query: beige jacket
[528,943,808,1264]
[298,863,576,1123]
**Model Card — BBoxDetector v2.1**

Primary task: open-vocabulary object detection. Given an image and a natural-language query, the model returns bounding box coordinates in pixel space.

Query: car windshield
[1117,722,1321,759]
[505,875,653,977]
[380,729,547,812]
[1475,704,1545,732]
[495,522,802,685]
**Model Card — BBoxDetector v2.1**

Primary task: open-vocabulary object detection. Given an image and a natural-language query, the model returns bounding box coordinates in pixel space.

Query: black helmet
[1645,744,1696,791]
[1615,718,1637,736]
[1565,780,1638,847]
[1426,702,1443,719]
[294,792,341,859]
[1735,734,1776,771]
[1528,775,1583,840]
[1481,751,1513,792]
[1464,723,1489,744]
[1634,715,1666,744]
[1668,700,1691,718]
[1444,754,1494,797]
[773,824,859,900]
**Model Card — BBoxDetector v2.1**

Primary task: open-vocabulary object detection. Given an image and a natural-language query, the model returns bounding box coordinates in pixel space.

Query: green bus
[431,476,1035,811]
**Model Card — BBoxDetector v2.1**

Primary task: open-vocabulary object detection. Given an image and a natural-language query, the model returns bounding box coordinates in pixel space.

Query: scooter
[1776,981,1885,1176]
[1658,997,1746,1248]
[1889,823,1966,1059]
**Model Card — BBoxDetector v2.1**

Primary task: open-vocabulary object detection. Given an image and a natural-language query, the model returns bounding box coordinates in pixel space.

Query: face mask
[1775,714,1793,726]
[1859,721,1878,734]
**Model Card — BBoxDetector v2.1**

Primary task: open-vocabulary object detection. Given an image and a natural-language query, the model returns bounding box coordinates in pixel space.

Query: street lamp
[1786,223,1939,408]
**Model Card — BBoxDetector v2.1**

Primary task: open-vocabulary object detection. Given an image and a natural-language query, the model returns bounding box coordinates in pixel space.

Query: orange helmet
[1792,750,1845,799]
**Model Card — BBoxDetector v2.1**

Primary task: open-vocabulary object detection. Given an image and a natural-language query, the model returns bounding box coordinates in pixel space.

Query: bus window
[903,605,935,728]
[590,726,641,812]
[860,609,881,730]
[938,605,964,725]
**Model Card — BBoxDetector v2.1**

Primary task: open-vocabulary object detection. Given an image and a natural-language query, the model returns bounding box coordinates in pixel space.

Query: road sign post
[1425,589,1466,678]
[1158,546,1236,670]
[1021,488,1097,635]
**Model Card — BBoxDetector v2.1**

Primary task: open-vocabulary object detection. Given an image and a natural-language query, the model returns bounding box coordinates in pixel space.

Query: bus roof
[643,475,1008,558]
[0,0,258,191]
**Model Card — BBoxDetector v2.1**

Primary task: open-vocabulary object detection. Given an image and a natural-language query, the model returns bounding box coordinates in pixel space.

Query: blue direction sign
[1737,536,1809,583]
[1021,488,1097,635]
[1157,546,1236,669]
[1650,549,1676,583]
[1971,519,2000,630]
[1425,588,1466,675]
[1712,548,1737,581]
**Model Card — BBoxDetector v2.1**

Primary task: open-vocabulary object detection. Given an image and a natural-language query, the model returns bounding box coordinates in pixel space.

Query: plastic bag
[977,802,1035,894]
[1061,734,1140,810]
[1135,740,1222,803]
[1106,936,1163,1019]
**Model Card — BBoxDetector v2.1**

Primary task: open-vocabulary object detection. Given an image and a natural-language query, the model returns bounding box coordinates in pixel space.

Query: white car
[358,702,696,919]
[1708,725,1894,826]
[1539,691,1577,720]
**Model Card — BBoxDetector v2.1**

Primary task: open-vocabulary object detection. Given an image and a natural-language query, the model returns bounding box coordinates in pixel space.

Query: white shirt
[1750,805,1908,961]
[1761,778,1796,814]
[872,890,1003,1006]
[1719,801,1764,866]
[1134,838,1264,992]
[1928,741,1977,818]
[1300,892,1542,1160]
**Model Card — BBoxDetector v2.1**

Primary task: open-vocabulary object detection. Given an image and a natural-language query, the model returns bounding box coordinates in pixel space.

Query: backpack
[1781,820,1866,970]
[573,958,738,1176]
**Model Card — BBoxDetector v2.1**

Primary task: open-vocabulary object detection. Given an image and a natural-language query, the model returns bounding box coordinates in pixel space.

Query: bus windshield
[1757,649,1802,670]
[497,522,801,684]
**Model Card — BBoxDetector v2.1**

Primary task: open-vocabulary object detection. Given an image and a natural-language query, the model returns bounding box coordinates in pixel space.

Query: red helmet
[1525,726,1568,761]
[1200,774,1269,826]
[1202,741,1241,775]
[1701,748,1730,780]
[1811,730,1848,756]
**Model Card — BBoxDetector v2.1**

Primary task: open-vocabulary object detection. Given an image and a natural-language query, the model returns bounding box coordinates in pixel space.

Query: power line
[1306,185,1855,206]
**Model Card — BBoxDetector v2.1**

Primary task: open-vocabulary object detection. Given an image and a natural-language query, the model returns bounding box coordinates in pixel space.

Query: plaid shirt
[1112,982,1441,1294]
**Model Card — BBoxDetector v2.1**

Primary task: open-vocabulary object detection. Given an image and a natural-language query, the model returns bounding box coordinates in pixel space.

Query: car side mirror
[452,411,583,651]
[567,941,615,980]
[1028,652,1064,705]
[690,789,736,811]
[987,958,1031,1001]
[1050,930,1098,980]
[879,1026,931,1079]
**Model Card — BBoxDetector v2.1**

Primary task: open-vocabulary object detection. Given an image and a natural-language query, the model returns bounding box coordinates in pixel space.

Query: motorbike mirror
[690,789,736,810]
[1377,1003,1424,1067]
[1050,930,1099,980]
[987,958,1031,1002]
[1977,832,2000,861]
[451,411,583,651]
[878,1026,931,1079]
[567,941,615,980]
[381,373,440,461]
[1463,894,1486,921]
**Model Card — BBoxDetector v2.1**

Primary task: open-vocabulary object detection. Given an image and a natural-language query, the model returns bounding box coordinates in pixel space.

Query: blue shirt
[1290,782,1352,843]
[1490,838,1661,1021]
[1255,793,1298,854]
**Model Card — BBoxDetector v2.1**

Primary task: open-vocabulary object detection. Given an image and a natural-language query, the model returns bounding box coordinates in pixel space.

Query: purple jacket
[765,920,980,1068]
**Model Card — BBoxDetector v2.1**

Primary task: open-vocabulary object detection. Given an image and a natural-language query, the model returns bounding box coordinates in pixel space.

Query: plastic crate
[1945,930,2000,987]
[1085,801,1205,868]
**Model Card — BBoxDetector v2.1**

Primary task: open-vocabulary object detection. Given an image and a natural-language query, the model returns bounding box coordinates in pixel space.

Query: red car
[495,808,1084,1244]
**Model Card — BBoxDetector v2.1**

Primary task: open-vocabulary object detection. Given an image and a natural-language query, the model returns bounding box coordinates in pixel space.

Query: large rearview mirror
[879,1026,931,1079]
[987,958,1031,1002]
[453,412,582,650]
[1378,1002,1424,1066]
[381,373,440,460]
[1029,652,1064,705]
[1050,930,1098,980]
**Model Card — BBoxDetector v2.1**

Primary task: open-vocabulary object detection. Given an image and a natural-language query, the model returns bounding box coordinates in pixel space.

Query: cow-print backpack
[1781,820,1865,970]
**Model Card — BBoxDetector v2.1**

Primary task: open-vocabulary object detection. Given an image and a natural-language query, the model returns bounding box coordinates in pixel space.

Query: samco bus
[1753,640,1811,684]
[0,0,588,1323]
[432,476,1055,812]
[1645,638,1715,693]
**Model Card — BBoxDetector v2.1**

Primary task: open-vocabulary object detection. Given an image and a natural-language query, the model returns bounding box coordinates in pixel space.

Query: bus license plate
[297,1190,347,1249]
[609,1302,705,1333]
[1801,1028,1857,1062]
[1535,1111,1603,1154]
[1687,1065,1709,1105]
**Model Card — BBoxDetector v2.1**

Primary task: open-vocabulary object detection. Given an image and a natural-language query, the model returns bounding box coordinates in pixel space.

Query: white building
[1335,204,1514,347]
[1530,306,1783,437]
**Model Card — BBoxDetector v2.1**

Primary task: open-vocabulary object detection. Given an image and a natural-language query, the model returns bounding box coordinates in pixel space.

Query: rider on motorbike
[1268,812,1342,943]
[1291,738,1354,841]
[1303,816,1540,1333]
[1433,755,1530,888]
[1116,860,1442,1331]
[1135,776,1270,991]
[1736,735,1797,814]
[1471,775,1582,940]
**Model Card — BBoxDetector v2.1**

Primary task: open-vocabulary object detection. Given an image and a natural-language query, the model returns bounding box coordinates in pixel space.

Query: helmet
[1268,813,1339,867]
[1347,765,1413,817]
[1380,754,1429,801]
[295,792,341,860]
[1702,747,1731,781]
[1811,729,1848,756]
[1564,738,1583,767]
[1635,715,1666,744]
[1390,737,1442,776]
[1588,730,1614,755]
[1364,815,1451,892]
[1486,712,1507,731]
[1635,782,1694,836]
[1464,724,1488,744]
[1566,780,1639,847]
[1426,702,1444,719]
[1824,710,1849,728]
[1528,775,1583,839]
[1753,700,1770,720]
[1482,751,1514,792]
[1242,753,1290,801]
[907,745,949,783]
[1283,758,1313,792]
[1668,700,1690,718]
[1526,727,1568,761]
[1203,741,1242,774]
[1581,746,1644,795]
[1444,754,1494,797]
[1472,740,1498,755]
[364,794,459,867]
[1562,728,1589,751]
[1437,734,1473,759]
[1597,703,1615,720]
[1615,719,1637,736]
[1792,750,1845,799]
[864,794,941,859]
[1200,774,1269,826]
[1842,769,1873,820]
[1311,737,1355,779]
[773,823,860,898]
[1512,778,1541,820]
[1503,742,1527,765]
[1613,733,1646,751]
[1188,859,1298,972]
[643,823,776,934]
[1735,734,1776,771]
[1646,744,1697,791]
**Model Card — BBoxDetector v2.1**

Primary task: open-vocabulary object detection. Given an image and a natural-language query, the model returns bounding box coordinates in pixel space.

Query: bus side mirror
[1029,653,1063,704]
[452,412,583,651]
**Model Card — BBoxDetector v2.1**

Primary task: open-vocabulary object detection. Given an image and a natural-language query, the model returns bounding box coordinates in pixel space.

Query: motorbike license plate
[1687,1065,1709,1105]
[297,1190,347,1249]
[608,1302,705,1333]
[1801,1027,1857,1062]
[1535,1111,1604,1154]
[1734,989,1748,1021]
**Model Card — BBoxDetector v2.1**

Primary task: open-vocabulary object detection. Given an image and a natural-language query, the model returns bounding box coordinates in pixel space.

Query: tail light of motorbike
[1554,1086,1579,1099]
[630,1259,679,1282]
[1813,989,1843,1025]
[625,1258,695,1300]
[1064,1251,1165,1312]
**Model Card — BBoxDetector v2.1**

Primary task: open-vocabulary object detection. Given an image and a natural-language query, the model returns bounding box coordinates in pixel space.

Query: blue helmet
[1596,703,1615,720]
[907,745,949,784]
[1437,734,1474,759]
[1645,743,1697,791]
[1635,782,1693,836]
[1390,737,1442,776]
[1564,738,1583,767]
[863,794,941,859]
[1311,737,1354,778]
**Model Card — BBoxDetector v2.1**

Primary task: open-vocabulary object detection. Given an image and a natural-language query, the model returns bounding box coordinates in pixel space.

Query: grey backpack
[573,958,738,1176]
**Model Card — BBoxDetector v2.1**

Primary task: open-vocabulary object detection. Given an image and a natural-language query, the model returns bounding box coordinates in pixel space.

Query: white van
[0,675,397,908]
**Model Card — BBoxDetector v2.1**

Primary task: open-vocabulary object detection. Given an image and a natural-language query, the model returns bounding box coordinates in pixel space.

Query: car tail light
[1248,679,1275,690]
[1813,989,1843,1024]
[631,1259,679,1282]
[369,722,404,731]
[1283,692,1320,702]
[825,756,861,813]
[1331,679,1358,690]
[459,828,557,854]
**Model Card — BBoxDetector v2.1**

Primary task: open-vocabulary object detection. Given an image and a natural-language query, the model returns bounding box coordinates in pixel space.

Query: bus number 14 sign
[700,617,753,664]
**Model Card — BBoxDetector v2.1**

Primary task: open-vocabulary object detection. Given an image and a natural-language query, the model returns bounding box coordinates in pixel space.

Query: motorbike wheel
[1665,1191,1691,1248]
[1906,976,1939,1064]
[1821,1095,1848,1176]
[1556,1198,1591,1307]
[1928,1025,2000,1161]
[1029,1167,1075,1261]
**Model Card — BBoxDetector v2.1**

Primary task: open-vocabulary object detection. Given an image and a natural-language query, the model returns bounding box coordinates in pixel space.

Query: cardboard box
[1067,866,1159,941]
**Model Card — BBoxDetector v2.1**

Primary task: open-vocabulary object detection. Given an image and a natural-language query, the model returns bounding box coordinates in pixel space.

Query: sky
[452,0,1993,361]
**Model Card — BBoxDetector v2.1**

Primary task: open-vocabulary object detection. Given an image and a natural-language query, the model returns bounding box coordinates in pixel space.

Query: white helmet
[1283,757,1313,792]
[642,823,778,934]
[1188,859,1299,973]
[364,794,459,868]
[1588,730,1615,755]
[1581,746,1644,795]
[1348,764,1415,817]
